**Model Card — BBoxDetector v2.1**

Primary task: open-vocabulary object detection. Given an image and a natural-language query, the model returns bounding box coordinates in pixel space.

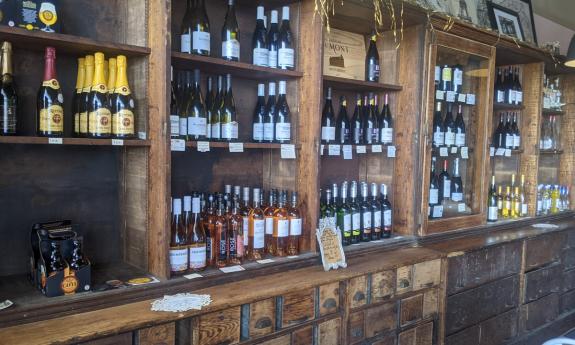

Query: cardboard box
[1,0,61,33]
[323,28,366,81]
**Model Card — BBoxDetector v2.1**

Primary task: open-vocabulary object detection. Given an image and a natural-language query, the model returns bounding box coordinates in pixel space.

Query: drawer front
[525,233,565,271]
[348,275,368,309]
[371,270,395,303]
[524,263,563,302]
[413,259,441,290]
[318,318,341,345]
[196,307,241,345]
[249,298,276,339]
[281,288,315,328]
[398,321,433,345]
[521,292,560,331]
[319,282,340,316]
[400,294,423,327]
[365,302,397,339]
[137,323,176,345]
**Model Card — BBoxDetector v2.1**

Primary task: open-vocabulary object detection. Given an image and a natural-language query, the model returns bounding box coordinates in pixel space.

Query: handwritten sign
[316,218,347,271]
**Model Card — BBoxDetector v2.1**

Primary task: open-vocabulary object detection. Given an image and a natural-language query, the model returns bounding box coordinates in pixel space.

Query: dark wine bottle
[514,67,523,105]
[380,183,392,238]
[371,94,380,143]
[336,96,351,144]
[221,0,240,61]
[252,6,268,67]
[454,104,466,147]
[210,75,224,141]
[220,74,238,141]
[443,103,455,147]
[429,156,440,217]
[487,176,498,222]
[205,76,214,139]
[512,112,520,149]
[37,47,64,137]
[438,159,451,202]
[363,94,374,144]
[182,0,211,56]
[494,113,504,148]
[264,82,276,143]
[359,183,372,242]
[432,101,444,148]
[275,81,290,143]
[365,31,380,82]
[278,6,294,70]
[267,10,279,68]
[187,69,207,140]
[504,112,513,149]
[0,42,17,136]
[451,158,463,203]
[79,55,94,137]
[379,94,393,145]
[351,94,362,144]
[252,83,266,142]
[170,67,180,139]
[441,65,452,92]
[321,87,336,144]
[452,64,463,93]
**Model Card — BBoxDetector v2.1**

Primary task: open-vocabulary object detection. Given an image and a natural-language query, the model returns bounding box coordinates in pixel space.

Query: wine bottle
[170,198,188,275]
[264,82,276,142]
[380,94,393,145]
[497,185,503,216]
[252,83,266,142]
[267,10,279,68]
[264,190,276,254]
[336,96,351,144]
[520,175,527,217]
[180,0,194,53]
[287,191,302,255]
[504,113,513,149]
[487,176,498,222]
[365,31,380,82]
[111,55,136,138]
[429,156,439,209]
[178,72,191,140]
[248,188,266,260]
[221,74,238,141]
[363,95,374,144]
[443,103,455,147]
[502,186,511,218]
[278,6,294,70]
[441,65,452,92]
[203,194,216,266]
[239,187,251,258]
[273,191,289,256]
[88,52,112,138]
[351,94,362,144]
[187,69,207,140]
[371,94,380,143]
[321,87,336,144]
[37,47,64,137]
[107,58,116,96]
[380,184,392,238]
[515,67,523,105]
[275,81,290,143]
[205,77,214,139]
[505,68,516,105]
[370,183,382,241]
[72,57,85,137]
[188,194,207,271]
[252,6,268,67]
[451,158,463,203]
[214,195,228,268]
[512,112,520,149]
[454,104,466,147]
[349,181,361,244]
[184,0,211,55]
[321,188,335,228]
[211,75,223,141]
[79,55,94,137]
[221,0,240,61]
[337,183,352,245]
[495,67,505,103]
[494,113,504,148]
[0,41,16,136]
[434,65,441,90]
[452,64,463,93]
[438,159,451,202]
[228,195,242,265]
[360,182,372,242]
[512,186,521,219]
[432,101,444,148]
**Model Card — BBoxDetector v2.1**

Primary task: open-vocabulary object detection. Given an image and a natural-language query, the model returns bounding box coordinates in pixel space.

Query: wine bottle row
[320,89,394,145]
[540,115,560,150]
[492,112,521,150]
[170,186,302,275]
[494,66,523,105]
[487,174,528,222]
[170,68,291,143]
[536,184,571,216]
[432,102,466,148]
[428,157,466,219]
[320,181,393,246]
[180,1,295,70]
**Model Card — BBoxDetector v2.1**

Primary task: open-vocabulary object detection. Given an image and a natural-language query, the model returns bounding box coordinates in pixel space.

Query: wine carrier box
[30,220,91,298]
[0,0,61,32]
[323,28,366,80]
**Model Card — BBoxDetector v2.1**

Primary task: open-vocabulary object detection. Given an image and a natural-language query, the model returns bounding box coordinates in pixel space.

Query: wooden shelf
[0,26,150,57]
[493,103,525,111]
[0,136,151,146]
[540,149,564,155]
[320,143,396,157]
[542,108,565,116]
[323,75,403,93]
[492,148,524,156]
[186,141,298,149]
[171,52,303,80]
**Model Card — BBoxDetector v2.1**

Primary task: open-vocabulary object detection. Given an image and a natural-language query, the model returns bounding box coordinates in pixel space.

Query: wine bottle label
[179,117,188,136]
[189,244,206,269]
[88,108,112,134]
[222,40,240,59]
[211,123,220,139]
[508,90,516,104]
[219,238,227,259]
[229,236,237,257]
[169,248,188,272]
[268,50,278,68]
[253,219,265,249]
[206,123,212,139]
[188,116,207,136]
[343,214,351,232]
[253,123,264,141]
[278,48,294,68]
[429,188,439,204]
[452,192,463,202]
[275,123,291,141]
[242,217,249,246]
[505,200,511,210]
[289,218,302,236]
[265,217,273,235]
[170,115,180,136]
[434,66,440,82]
[277,219,289,237]
[443,181,451,199]
[497,91,505,103]
[488,206,498,221]
[354,128,362,143]
[263,123,274,141]
[444,131,455,146]
[42,79,60,90]
[181,33,192,53]
[384,210,392,227]
[193,31,210,53]
[362,212,372,228]
[433,131,444,146]
[442,68,452,82]
[253,48,269,66]
[221,121,239,139]
[39,105,64,132]
[352,213,360,235]
[516,91,523,103]
[321,126,335,141]
[368,63,380,80]
[381,128,393,143]
[237,235,245,256]
[453,69,463,86]
[112,109,135,135]
[373,210,382,229]
[513,135,520,149]
[455,133,466,147]
[498,199,502,210]
[505,134,514,148]
[74,113,80,134]
[80,112,88,133]
[521,203,528,215]
[192,198,201,213]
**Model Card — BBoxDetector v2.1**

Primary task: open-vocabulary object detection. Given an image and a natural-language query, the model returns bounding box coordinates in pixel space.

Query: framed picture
[446,0,482,26]
[487,1,524,41]
[489,0,537,44]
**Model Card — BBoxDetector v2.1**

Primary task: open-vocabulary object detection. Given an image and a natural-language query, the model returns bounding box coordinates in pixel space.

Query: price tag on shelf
[356,145,367,154]
[287,255,299,259]
[219,265,245,273]
[48,137,63,145]
[229,142,244,153]
[495,148,505,156]
[458,203,467,213]
[197,141,210,152]
[371,144,383,153]
[320,144,324,156]
[490,146,495,157]
[435,90,445,100]
[0,300,13,311]
[439,147,448,157]
[257,259,275,264]
[461,146,469,159]
[457,93,466,103]
[281,144,296,159]
[328,144,341,156]
[504,148,512,157]
[111,139,124,146]
[432,205,443,218]
[184,273,203,280]
[170,139,185,152]
[342,145,353,160]
[138,132,147,140]
[451,146,458,154]
[387,145,396,158]
[466,94,476,105]
[446,91,456,103]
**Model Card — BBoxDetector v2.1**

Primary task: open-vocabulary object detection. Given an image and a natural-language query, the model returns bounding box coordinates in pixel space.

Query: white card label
[387,145,396,158]
[48,137,63,144]
[138,132,147,140]
[342,145,353,160]
[504,148,512,157]
[111,139,124,146]
[281,144,296,159]
[184,273,203,280]
[466,94,476,105]
[432,205,443,218]
[490,146,495,157]
[320,144,324,155]
[436,90,445,100]
[461,146,469,159]
[457,93,466,103]
[446,91,456,103]
[371,144,382,153]
[439,147,448,157]
[197,141,210,152]
[328,144,341,156]
[219,265,245,273]
[458,203,466,212]
[495,148,505,156]
[229,143,244,152]
[356,145,367,154]
[451,146,458,154]
[171,139,185,152]
[257,259,275,264]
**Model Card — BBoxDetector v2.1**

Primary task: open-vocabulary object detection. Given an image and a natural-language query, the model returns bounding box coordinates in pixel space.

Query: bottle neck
[44,57,57,81]
[2,49,12,77]
[115,61,130,91]
[92,61,107,89]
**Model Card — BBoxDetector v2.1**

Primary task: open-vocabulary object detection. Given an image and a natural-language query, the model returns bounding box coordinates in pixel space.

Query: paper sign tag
[451,146,458,154]
[171,139,186,152]
[197,141,210,152]
[387,145,396,158]
[461,146,469,159]
[184,273,203,280]
[320,144,324,156]
[466,94,476,105]
[48,137,62,145]
[436,90,445,100]
[490,147,495,157]
[504,148,512,157]
[229,143,244,152]
[457,93,466,103]
[281,144,296,159]
[138,132,147,140]
[257,259,275,264]
[439,147,448,157]
[371,144,382,153]
[432,205,443,218]
[328,144,341,156]
[111,139,124,146]
[317,218,347,272]
[356,145,367,154]
[287,255,299,259]
[0,300,13,310]
[495,148,505,156]
[446,91,456,103]
[458,203,466,212]
[342,145,353,160]
[219,265,245,273]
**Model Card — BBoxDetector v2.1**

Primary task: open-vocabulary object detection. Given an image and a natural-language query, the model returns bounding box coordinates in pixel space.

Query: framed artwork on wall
[487,1,525,41]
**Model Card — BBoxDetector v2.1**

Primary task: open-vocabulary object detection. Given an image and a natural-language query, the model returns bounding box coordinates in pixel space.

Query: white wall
[534,13,574,55]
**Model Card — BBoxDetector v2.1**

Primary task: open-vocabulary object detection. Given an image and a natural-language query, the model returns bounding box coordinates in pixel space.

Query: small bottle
[47,242,66,277]
[69,239,89,271]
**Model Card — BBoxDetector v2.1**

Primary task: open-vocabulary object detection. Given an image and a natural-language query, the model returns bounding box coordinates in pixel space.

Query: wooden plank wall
[559,74,575,209]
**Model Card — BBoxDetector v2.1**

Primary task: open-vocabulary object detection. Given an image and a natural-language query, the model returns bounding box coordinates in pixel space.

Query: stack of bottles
[492,112,521,150]
[432,102,466,148]
[540,116,560,150]
[428,157,467,218]
[319,181,393,245]
[320,88,394,145]
[169,185,302,275]
[536,185,571,216]
[493,66,523,105]
[543,75,563,110]
[487,174,528,222]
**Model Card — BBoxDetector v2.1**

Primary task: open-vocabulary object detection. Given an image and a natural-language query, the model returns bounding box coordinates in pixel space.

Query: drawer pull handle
[255,317,272,329]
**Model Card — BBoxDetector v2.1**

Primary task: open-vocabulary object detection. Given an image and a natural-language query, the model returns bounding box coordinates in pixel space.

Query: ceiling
[532,0,575,31]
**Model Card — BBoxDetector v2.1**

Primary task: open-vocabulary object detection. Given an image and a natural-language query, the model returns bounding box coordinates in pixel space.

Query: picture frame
[446,0,482,26]
[487,1,525,41]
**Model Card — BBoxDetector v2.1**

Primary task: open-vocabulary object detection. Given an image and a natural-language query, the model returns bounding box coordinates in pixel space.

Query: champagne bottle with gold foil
[88,52,112,138]
[73,57,85,137]
[79,55,94,137]
[107,58,117,95]
[111,55,136,138]
[37,47,64,137]
[103,59,109,87]
[1,41,17,136]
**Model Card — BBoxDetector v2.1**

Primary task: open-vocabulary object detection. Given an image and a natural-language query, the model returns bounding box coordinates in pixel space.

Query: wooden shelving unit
[0,136,151,146]
[493,102,525,111]
[322,75,403,92]
[540,149,564,155]
[542,108,565,116]
[185,141,299,150]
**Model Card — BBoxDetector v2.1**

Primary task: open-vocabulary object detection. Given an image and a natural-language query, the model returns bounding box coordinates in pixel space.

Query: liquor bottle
[47,242,66,276]
[228,195,242,264]
[107,58,116,96]
[452,64,463,93]
[454,104,465,147]
[349,181,361,244]
[170,198,188,275]
[214,195,228,268]
[331,184,339,223]
[185,69,207,140]
[451,158,463,203]
[496,67,504,103]
[37,47,64,137]
[365,31,380,82]
[438,159,451,202]
[274,191,289,256]
[511,186,520,219]
[275,81,290,143]
[87,52,111,138]
[111,55,136,138]
[72,57,85,137]
[502,186,512,218]
[205,77,214,139]
[264,190,276,254]
[336,96,350,144]
[188,194,206,271]
[429,156,439,209]
[380,184,392,238]
[79,55,94,137]
[443,103,455,147]
[248,188,266,260]
[351,94,363,144]
[211,75,224,141]
[370,183,382,241]
[252,83,266,142]
[287,191,302,255]
[497,185,503,216]
[432,101,444,148]
[363,95,374,144]
[487,176,498,222]
[321,87,336,144]
[252,6,268,67]
[504,113,513,149]
[203,194,216,266]
[239,187,251,258]
[221,74,239,141]
[337,182,352,245]
[359,182,372,242]
[520,175,527,217]
[278,6,294,70]
[170,67,180,139]
[380,94,393,145]
[69,239,89,271]
[514,67,523,105]
[221,0,240,61]
[267,10,279,68]
[264,82,276,143]
[512,112,520,149]
[441,65,452,92]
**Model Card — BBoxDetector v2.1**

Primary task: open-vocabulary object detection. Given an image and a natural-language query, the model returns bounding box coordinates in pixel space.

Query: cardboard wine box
[323,28,366,81]
[1,0,61,33]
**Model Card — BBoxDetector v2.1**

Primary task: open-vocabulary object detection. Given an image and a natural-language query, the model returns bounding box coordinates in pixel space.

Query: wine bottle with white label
[351,94,362,145]
[451,158,463,203]
[188,194,207,271]
[187,69,207,140]
[337,183,352,246]
[452,64,463,93]
[379,94,393,144]
[275,81,290,143]
[170,67,180,139]
[439,159,451,202]
[443,103,455,147]
[170,198,189,275]
[205,76,213,139]
[211,75,224,141]
[359,182,372,242]
[487,176,498,222]
[221,74,238,141]
[274,191,290,257]
[253,83,266,143]
[365,31,380,82]
[432,101,444,148]
[267,10,279,68]
[349,181,361,244]
[512,112,520,149]
[336,96,351,144]
[429,156,440,218]
[248,188,266,260]
[221,0,240,61]
[278,6,294,70]
[37,47,64,137]
[252,6,268,67]
[380,184,393,238]
[287,191,302,255]
[370,183,382,241]
[454,104,466,147]
[321,87,336,144]
[264,82,276,142]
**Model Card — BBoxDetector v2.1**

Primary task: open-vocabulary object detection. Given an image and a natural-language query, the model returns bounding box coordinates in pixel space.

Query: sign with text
[316,218,347,272]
